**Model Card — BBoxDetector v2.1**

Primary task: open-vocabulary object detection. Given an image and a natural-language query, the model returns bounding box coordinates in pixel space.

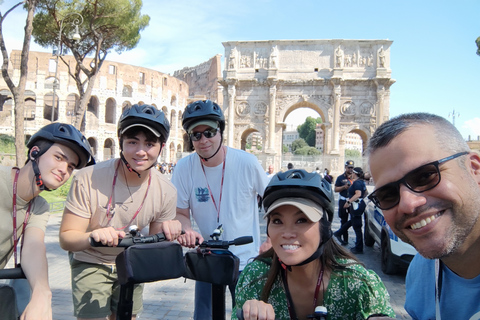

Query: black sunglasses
[368,151,468,210]
[190,128,219,141]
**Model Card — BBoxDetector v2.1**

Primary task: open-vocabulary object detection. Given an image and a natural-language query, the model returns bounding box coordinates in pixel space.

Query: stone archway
[220,39,395,175]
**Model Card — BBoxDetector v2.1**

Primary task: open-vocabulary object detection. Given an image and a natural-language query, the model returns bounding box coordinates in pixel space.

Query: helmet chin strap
[279,242,326,272]
[200,142,223,162]
[31,159,52,191]
[120,152,142,178]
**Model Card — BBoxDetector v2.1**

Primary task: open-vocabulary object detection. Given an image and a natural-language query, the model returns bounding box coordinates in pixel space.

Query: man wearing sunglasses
[333,160,355,245]
[172,100,269,320]
[367,112,480,320]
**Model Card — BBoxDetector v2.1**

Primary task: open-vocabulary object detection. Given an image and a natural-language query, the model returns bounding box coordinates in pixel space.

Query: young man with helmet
[233,169,395,320]
[172,100,269,319]
[59,104,182,320]
[0,123,95,320]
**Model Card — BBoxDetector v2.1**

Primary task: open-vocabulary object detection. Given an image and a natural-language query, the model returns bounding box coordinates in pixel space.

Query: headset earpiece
[30,148,40,159]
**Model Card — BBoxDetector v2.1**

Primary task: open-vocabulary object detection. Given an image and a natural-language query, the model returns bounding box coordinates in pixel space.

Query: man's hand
[21,287,52,320]
[89,227,125,247]
[177,229,204,248]
[159,220,183,241]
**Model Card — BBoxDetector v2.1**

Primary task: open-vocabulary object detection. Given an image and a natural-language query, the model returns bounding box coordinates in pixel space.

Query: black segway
[90,227,185,320]
[0,267,26,320]
[184,225,253,320]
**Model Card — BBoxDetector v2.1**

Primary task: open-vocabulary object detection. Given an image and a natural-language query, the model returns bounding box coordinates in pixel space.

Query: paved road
[41,206,411,320]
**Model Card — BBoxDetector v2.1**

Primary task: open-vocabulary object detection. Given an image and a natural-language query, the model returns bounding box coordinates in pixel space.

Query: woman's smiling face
[268,205,321,266]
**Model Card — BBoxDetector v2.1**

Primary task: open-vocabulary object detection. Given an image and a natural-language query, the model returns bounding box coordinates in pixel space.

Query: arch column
[331,83,342,154]
[226,82,236,147]
[267,83,277,153]
[375,81,385,127]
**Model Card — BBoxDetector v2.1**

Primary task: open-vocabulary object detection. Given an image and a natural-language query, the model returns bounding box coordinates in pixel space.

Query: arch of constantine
[0,40,394,175]
[220,40,395,174]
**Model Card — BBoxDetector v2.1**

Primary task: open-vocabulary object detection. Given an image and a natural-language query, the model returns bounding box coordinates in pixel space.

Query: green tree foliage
[345,149,361,158]
[291,138,307,152]
[32,0,150,131]
[476,36,480,56]
[282,145,289,153]
[297,116,322,147]
[294,146,321,155]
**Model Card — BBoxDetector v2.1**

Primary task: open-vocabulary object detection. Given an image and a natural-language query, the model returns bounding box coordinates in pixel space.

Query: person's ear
[468,152,480,186]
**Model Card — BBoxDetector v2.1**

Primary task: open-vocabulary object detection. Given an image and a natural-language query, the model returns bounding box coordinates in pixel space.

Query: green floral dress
[233,257,395,320]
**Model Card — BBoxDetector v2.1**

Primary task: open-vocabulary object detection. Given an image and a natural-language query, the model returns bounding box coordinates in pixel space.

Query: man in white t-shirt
[172,100,269,320]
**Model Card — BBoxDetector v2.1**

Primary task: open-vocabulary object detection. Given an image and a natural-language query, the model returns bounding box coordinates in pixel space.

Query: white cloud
[462,118,480,140]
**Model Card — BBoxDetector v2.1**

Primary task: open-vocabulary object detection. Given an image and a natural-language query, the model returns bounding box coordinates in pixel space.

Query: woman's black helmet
[263,169,334,222]
[118,104,170,143]
[27,123,95,169]
[182,100,225,133]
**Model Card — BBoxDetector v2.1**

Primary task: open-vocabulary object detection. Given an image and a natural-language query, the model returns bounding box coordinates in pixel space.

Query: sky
[1,0,479,140]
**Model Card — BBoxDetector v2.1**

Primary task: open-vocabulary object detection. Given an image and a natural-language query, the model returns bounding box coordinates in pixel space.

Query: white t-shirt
[172,147,269,269]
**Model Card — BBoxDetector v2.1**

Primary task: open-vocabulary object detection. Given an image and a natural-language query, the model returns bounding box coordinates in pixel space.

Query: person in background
[233,169,395,320]
[367,112,480,319]
[334,167,367,254]
[172,100,269,320]
[0,123,95,320]
[287,163,294,170]
[266,164,275,180]
[333,160,354,245]
[323,168,333,184]
[59,105,182,320]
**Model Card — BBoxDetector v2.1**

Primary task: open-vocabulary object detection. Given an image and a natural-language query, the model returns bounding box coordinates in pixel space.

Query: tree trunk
[73,72,98,133]
[0,0,37,166]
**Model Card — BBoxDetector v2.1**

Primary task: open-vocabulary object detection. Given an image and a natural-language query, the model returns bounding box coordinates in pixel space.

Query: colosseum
[0,50,222,163]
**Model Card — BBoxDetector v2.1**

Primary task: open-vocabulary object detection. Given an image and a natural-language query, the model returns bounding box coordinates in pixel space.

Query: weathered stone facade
[0,50,188,163]
[220,40,395,174]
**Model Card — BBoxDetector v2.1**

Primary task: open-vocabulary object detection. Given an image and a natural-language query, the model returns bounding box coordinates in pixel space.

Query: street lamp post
[51,12,83,122]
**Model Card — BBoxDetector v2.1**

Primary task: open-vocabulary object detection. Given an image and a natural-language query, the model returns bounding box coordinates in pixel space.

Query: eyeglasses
[189,128,219,141]
[368,151,468,210]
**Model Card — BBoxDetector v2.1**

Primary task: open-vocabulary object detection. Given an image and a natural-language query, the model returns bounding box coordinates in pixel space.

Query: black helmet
[118,104,170,143]
[182,100,225,133]
[263,169,334,222]
[27,123,95,169]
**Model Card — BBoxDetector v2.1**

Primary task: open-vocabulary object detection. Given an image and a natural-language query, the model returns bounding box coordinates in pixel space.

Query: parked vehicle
[364,200,417,274]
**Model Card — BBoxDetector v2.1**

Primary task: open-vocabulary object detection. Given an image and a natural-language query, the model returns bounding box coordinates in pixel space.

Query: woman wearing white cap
[233,169,394,320]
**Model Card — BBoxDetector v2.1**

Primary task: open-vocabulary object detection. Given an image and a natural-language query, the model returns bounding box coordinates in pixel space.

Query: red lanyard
[12,168,32,266]
[105,160,152,230]
[282,264,324,319]
[200,148,226,223]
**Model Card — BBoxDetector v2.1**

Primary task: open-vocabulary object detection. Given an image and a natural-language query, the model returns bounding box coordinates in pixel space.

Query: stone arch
[240,127,262,151]
[282,101,326,124]
[88,96,99,116]
[24,90,36,121]
[43,92,59,121]
[122,85,133,97]
[169,142,175,162]
[87,137,98,160]
[105,98,116,124]
[66,94,79,124]
[170,110,176,127]
[103,137,116,160]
